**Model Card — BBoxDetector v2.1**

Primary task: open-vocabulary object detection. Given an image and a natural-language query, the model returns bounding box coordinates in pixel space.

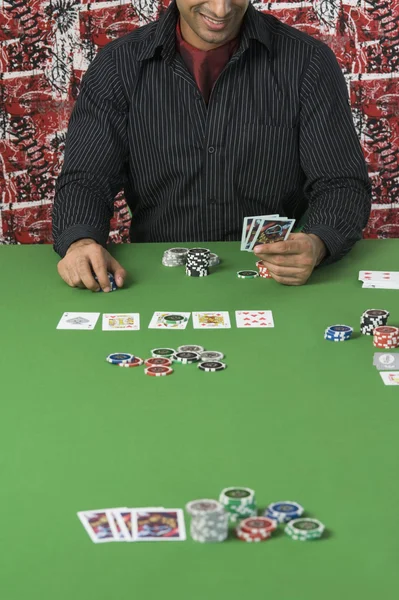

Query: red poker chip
[240,516,277,535]
[145,366,173,377]
[374,326,399,336]
[235,527,271,542]
[118,356,143,367]
[144,357,172,367]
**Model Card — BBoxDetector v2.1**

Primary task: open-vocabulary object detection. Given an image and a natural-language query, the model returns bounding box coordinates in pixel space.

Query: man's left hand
[253,233,327,286]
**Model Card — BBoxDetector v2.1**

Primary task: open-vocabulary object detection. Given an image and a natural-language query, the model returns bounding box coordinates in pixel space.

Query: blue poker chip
[264,501,304,523]
[327,325,353,334]
[106,353,134,364]
[324,335,350,342]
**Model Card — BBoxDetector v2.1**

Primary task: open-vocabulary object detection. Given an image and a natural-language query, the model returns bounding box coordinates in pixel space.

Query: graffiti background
[0,0,398,245]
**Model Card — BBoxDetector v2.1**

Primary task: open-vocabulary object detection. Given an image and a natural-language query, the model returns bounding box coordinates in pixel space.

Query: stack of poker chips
[219,487,257,523]
[235,516,277,543]
[360,309,389,335]
[162,247,189,266]
[324,324,354,342]
[186,499,229,543]
[373,326,399,349]
[256,260,272,278]
[264,501,304,523]
[185,248,210,277]
[162,247,220,268]
[285,518,325,541]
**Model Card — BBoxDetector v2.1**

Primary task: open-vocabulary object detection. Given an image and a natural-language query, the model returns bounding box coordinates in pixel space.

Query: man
[52,0,372,291]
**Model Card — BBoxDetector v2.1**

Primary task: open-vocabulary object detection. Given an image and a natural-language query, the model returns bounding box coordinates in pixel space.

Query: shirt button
[208,146,215,153]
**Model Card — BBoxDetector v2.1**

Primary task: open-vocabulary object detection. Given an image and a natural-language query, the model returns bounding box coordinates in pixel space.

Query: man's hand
[57,238,127,292]
[253,233,327,286]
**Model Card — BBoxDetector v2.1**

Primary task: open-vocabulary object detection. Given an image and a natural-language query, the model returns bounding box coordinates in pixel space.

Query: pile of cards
[241,215,295,251]
[359,271,399,289]
[373,352,399,385]
[78,507,186,542]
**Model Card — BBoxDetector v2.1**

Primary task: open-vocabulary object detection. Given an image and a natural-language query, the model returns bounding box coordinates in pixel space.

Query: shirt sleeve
[299,44,372,265]
[52,45,129,258]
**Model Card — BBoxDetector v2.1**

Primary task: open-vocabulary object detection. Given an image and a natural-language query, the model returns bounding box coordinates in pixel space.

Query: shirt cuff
[53,225,109,258]
[302,224,348,265]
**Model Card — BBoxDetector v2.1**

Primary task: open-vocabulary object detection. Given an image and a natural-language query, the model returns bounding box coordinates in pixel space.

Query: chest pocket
[232,121,300,200]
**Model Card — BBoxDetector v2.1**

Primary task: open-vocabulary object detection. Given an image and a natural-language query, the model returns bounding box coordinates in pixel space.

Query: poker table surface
[1,239,398,600]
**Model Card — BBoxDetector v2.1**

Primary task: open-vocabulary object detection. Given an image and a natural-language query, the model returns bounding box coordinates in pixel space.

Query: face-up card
[235,310,274,328]
[57,312,100,330]
[380,371,399,385]
[362,281,399,289]
[192,311,231,329]
[132,509,186,542]
[374,353,399,370]
[148,312,190,329]
[244,218,264,251]
[251,218,295,250]
[241,215,279,250]
[359,270,399,282]
[102,314,140,331]
[112,507,165,541]
[77,509,118,543]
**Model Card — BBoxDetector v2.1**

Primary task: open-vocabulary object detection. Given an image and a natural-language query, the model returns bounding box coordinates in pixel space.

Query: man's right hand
[57,238,127,292]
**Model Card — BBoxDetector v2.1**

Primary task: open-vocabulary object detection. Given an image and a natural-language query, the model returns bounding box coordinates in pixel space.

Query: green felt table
[1,240,398,599]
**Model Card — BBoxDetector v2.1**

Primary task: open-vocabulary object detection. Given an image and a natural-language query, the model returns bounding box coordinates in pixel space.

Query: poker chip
[144,357,173,367]
[373,325,399,349]
[219,487,257,523]
[264,501,304,523]
[185,248,210,277]
[177,345,205,353]
[94,271,118,291]
[360,309,390,335]
[285,518,325,541]
[235,525,271,542]
[240,517,277,536]
[255,261,272,279]
[162,247,189,267]
[186,499,229,543]
[163,314,187,325]
[173,351,201,364]
[199,351,224,361]
[209,253,220,267]
[151,348,175,358]
[237,270,259,279]
[324,324,353,342]
[144,366,174,377]
[118,356,144,367]
[198,361,226,372]
[106,353,135,365]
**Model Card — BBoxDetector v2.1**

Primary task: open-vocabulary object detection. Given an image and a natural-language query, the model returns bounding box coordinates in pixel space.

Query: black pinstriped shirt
[52,0,372,262]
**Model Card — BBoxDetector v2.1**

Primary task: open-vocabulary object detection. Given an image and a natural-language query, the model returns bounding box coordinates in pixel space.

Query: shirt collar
[136,0,273,64]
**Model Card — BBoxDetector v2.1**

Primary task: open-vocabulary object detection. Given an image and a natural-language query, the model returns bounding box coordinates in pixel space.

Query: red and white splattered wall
[0,0,398,245]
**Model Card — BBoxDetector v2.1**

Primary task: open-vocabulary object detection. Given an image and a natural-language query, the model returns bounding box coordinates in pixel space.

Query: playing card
[148,312,190,329]
[132,509,186,542]
[112,508,133,541]
[244,218,264,251]
[102,313,140,331]
[192,311,231,329]
[241,215,279,250]
[373,353,399,370]
[77,509,119,543]
[359,270,399,282]
[251,218,295,250]
[362,282,399,289]
[380,371,399,385]
[57,312,100,330]
[235,310,274,328]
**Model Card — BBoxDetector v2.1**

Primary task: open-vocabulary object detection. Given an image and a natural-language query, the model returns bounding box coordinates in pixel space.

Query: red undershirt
[175,16,240,104]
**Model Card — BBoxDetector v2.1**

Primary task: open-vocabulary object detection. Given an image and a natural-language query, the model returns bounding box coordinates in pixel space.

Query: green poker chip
[237,270,259,279]
[151,348,175,358]
[163,314,187,325]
